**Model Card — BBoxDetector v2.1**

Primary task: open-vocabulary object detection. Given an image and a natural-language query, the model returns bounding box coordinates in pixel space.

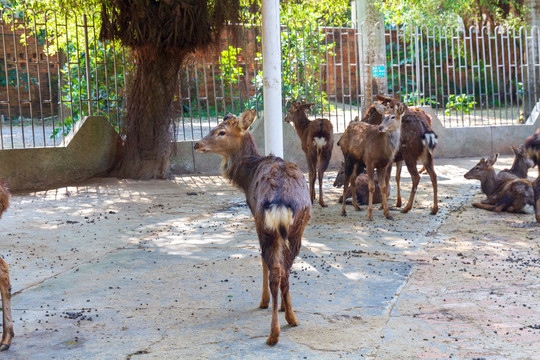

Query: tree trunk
[117,48,183,179]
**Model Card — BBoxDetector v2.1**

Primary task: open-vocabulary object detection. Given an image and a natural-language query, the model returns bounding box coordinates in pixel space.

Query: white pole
[262,0,283,157]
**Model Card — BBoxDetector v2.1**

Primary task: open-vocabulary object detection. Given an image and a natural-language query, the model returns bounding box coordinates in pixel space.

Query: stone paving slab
[0,156,539,359]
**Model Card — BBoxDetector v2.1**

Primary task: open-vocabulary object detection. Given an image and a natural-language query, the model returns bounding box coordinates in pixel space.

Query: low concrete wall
[424,107,540,157]
[2,111,539,192]
[171,110,540,175]
[0,116,121,192]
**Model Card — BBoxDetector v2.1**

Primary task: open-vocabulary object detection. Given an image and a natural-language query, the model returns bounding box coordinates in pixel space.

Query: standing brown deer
[464,153,535,213]
[365,95,439,215]
[0,180,13,351]
[524,127,540,176]
[284,102,334,207]
[333,161,389,205]
[338,102,406,220]
[194,109,311,346]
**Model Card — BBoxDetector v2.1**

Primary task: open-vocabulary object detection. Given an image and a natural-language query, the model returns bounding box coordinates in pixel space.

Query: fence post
[415,26,421,107]
[83,15,93,116]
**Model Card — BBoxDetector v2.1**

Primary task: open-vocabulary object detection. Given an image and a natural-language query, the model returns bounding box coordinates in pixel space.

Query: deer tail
[263,202,294,250]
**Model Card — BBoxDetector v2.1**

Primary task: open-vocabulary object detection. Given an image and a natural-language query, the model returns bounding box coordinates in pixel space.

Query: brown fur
[338,102,406,220]
[362,96,439,215]
[0,181,13,351]
[285,102,334,207]
[333,161,389,204]
[524,127,540,176]
[533,176,540,223]
[464,153,534,213]
[194,110,311,345]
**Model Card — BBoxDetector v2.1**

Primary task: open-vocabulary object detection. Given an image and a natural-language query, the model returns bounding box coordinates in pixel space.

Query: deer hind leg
[266,264,281,346]
[423,155,438,215]
[259,257,270,309]
[472,202,497,211]
[0,258,13,352]
[317,151,331,208]
[341,160,357,216]
[280,269,298,326]
[395,160,403,208]
[402,159,421,213]
[535,197,540,223]
[307,154,317,204]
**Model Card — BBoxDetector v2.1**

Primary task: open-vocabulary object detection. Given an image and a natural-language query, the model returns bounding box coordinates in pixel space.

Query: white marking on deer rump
[313,137,327,149]
[264,205,293,248]
[422,133,438,151]
[522,204,534,214]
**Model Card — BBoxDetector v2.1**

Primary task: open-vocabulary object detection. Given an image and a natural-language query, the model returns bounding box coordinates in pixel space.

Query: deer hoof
[266,334,279,346]
[319,201,328,208]
[385,214,394,220]
[341,210,347,217]
[0,344,9,352]
[401,206,411,213]
[430,207,439,215]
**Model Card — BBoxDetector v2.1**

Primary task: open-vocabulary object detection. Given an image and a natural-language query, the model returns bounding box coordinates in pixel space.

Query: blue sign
[372,65,386,78]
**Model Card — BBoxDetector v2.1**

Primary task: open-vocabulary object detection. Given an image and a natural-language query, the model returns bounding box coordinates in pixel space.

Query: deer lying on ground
[194,110,311,346]
[524,127,540,176]
[284,102,334,207]
[500,144,534,179]
[364,95,439,214]
[464,153,535,213]
[333,161,389,205]
[338,102,406,220]
[0,180,13,351]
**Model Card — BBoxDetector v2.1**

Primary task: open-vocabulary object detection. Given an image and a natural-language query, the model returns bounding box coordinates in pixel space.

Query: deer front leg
[0,259,14,352]
[395,160,403,208]
[259,257,270,309]
[379,166,393,220]
[366,166,376,220]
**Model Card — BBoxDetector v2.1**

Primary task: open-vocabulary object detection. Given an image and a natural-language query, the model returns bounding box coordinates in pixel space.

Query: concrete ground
[0,156,539,360]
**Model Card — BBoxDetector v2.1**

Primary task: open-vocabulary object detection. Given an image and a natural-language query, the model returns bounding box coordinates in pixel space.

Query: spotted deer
[338,102,406,220]
[0,180,13,351]
[464,153,535,213]
[194,110,311,345]
[284,102,334,207]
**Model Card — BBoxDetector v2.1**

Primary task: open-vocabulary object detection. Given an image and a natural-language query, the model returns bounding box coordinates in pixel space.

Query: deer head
[194,109,257,156]
[284,101,313,123]
[464,153,498,180]
[377,102,406,133]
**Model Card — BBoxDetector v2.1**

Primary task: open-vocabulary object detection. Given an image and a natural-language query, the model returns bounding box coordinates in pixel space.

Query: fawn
[284,102,334,207]
[333,161,389,205]
[0,180,13,351]
[194,110,311,345]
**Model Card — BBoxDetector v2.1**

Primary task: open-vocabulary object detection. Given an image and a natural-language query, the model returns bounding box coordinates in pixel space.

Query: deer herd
[1,97,539,350]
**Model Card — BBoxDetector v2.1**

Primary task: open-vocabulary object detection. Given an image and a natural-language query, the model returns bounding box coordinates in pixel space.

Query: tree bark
[117,48,183,179]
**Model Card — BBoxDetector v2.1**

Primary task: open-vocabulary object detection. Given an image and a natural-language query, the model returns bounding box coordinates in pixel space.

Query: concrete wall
[171,110,540,175]
[0,116,121,192]
[1,111,539,192]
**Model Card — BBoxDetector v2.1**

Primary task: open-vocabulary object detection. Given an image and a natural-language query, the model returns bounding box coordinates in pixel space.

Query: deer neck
[292,113,311,138]
[480,169,503,196]
[221,132,261,193]
[508,158,526,178]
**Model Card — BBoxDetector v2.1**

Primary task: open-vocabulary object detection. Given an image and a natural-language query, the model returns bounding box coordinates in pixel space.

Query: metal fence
[2,6,540,148]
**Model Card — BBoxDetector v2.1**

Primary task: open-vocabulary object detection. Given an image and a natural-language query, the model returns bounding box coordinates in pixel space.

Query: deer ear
[289,101,300,112]
[237,109,257,132]
[510,145,517,154]
[303,103,314,110]
[487,153,499,166]
[373,102,386,114]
